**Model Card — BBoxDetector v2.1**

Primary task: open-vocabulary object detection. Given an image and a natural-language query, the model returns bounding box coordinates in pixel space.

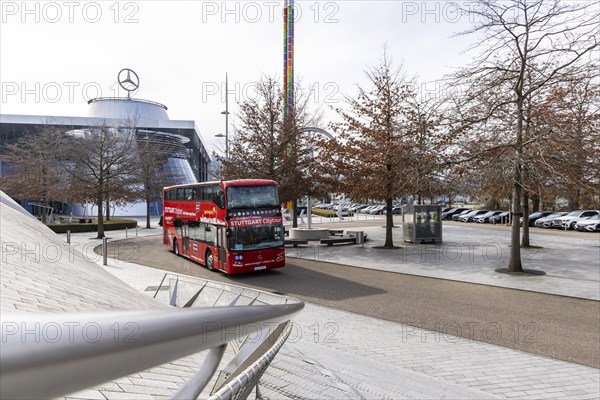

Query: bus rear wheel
[173,239,179,256]
[205,250,215,271]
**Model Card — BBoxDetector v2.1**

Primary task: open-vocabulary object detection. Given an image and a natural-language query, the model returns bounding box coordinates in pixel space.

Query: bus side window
[205,224,216,245]
[214,186,224,208]
[198,223,207,241]
[177,188,185,200]
[204,185,214,203]
[188,221,199,240]
[184,188,193,201]
[192,187,200,201]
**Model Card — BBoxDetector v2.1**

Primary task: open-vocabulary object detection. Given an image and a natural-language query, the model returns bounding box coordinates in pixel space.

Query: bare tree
[317,53,441,248]
[0,126,68,222]
[221,76,322,227]
[134,132,177,229]
[452,0,599,272]
[58,122,138,238]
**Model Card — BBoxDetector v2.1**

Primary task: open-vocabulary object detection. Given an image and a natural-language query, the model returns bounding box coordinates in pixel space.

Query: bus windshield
[226,185,279,208]
[229,225,284,251]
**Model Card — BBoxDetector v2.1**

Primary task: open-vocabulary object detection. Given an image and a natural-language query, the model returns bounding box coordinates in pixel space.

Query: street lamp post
[216,73,230,160]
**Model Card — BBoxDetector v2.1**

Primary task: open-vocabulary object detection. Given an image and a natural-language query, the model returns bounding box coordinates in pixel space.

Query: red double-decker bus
[162,179,285,274]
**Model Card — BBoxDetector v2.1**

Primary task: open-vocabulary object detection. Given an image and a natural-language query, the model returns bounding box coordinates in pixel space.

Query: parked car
[474,211,504,223]
[452,209,473,221]
[584,217,600,232]
[574,214,600,232]
[369,205,387,215]
[552,210,599,230]
[442,208,469,220]
[348,204,366,212]
[490,211,511,224]
[459,210,489,222]
[534,212,568,228]
[359,205,376,213]
[521,211,554,227]
[384,206,402,214]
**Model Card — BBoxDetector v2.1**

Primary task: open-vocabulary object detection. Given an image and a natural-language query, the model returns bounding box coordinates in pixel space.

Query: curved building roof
[88,97,170,121]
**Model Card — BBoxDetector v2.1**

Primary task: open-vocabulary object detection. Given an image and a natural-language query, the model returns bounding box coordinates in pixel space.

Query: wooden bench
[328,229,345,237]
[285,239,309,247]
[320,237,356,246]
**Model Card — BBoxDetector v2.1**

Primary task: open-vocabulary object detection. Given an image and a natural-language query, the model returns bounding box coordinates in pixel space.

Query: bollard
[67,230,71,244]
[136,226,138,237]
[103,238,108,266]
[125,227,128,238]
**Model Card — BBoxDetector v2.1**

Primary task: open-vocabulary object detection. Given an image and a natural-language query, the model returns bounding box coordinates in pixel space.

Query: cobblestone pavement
[258,303,599,399]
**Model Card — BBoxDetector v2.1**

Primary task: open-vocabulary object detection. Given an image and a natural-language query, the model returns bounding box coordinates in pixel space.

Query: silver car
[534,212,568,228]
[575,214,600,232]
[552,210,599,230]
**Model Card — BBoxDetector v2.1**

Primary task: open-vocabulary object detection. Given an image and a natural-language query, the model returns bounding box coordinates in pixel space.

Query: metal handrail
[155,272,285,307]
[27,202,54,222]
[209,321,294,400]
[0,303,304,399]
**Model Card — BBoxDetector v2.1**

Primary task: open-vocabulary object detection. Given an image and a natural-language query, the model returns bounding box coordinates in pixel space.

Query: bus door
[180,221,189,254]
[216,226,227,270]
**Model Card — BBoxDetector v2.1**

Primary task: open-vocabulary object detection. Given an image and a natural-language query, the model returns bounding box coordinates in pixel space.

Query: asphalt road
[103,235,600,369]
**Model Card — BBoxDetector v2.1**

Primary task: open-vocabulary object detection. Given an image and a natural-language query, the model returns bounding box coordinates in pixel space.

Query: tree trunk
[532,193,540,213]
[146,197,151,229]
[521,193,530,247]
[383,197,394,247]
[508,164,523,272]
[508,96,524,273]
[97,194,105,239]
[105,197,111,221]
[292,199,298,228]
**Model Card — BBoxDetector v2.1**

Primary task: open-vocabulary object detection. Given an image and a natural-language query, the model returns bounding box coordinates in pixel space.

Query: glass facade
[164,157,196,185]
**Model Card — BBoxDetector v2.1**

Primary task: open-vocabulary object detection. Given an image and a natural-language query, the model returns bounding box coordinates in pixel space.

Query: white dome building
[0,78,212,217]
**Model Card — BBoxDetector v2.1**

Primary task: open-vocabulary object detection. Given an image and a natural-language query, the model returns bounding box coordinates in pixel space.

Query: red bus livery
[162,179,285,274]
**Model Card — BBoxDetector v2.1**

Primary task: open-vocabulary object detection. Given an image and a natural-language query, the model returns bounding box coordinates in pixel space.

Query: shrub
[48,218,138,234]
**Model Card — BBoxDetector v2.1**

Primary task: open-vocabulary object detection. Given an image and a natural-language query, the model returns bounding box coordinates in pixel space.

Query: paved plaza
[82,215,599,399]
[286,218,600,300]
[2,199,599,399]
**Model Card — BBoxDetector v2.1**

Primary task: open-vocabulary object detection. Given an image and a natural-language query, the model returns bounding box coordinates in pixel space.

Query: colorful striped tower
[283,0,294,119]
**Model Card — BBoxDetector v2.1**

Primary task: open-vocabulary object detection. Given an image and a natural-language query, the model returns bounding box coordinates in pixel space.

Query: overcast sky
[1,0,478,153]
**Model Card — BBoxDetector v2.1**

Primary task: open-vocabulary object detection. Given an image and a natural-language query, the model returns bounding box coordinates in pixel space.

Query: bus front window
[229,225,284,251]
[227,186,279,209]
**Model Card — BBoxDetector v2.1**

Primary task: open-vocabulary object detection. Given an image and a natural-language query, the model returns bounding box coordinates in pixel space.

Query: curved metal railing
[0,302,303,399]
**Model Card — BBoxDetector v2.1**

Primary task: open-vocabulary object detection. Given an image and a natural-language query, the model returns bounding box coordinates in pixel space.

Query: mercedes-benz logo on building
[118,68,139,96]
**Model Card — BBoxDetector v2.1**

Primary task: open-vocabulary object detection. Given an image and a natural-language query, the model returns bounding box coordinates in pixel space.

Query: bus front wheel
[173,239,179,256]
[205,250,215,271]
